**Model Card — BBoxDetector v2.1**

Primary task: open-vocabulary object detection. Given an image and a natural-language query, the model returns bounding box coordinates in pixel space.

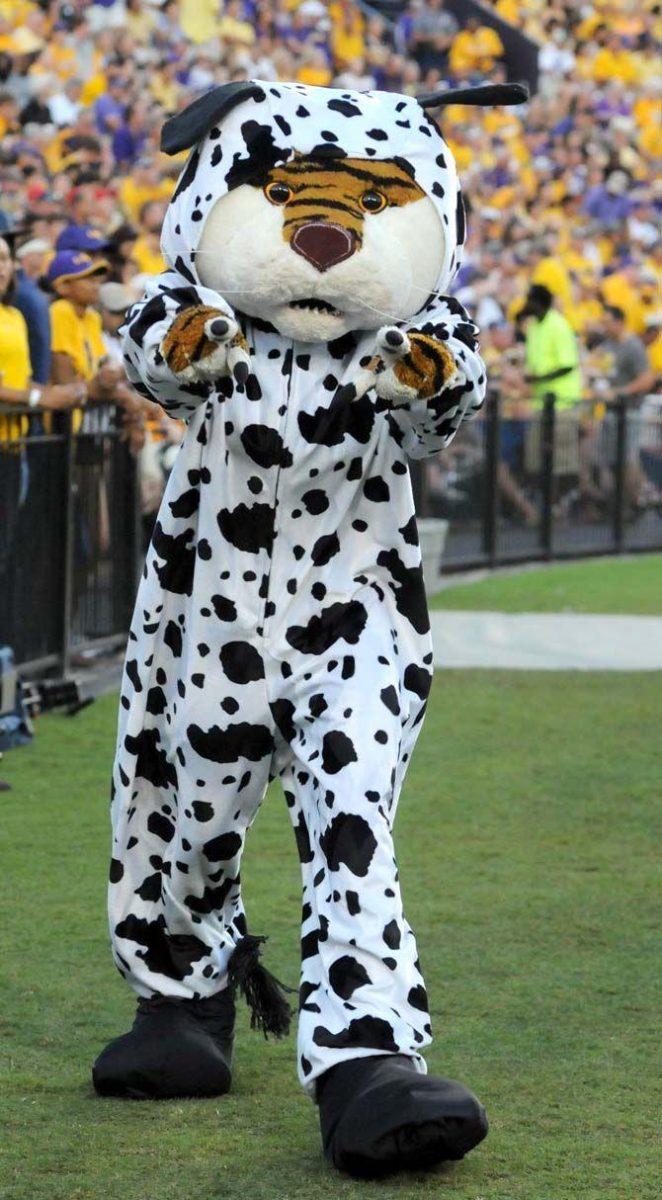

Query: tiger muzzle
[291,221,356,272]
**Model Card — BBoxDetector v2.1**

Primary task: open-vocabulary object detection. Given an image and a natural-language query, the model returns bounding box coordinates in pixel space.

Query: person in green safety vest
[516,283,582,409]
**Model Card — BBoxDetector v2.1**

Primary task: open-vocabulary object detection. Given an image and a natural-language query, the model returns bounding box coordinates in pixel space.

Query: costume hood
[161,81,470,300]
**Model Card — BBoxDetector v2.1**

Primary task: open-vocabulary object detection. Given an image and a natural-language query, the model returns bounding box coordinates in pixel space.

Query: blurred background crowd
[0,0,660,538]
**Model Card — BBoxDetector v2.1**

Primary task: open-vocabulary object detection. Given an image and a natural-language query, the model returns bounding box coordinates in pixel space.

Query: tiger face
[195,155,445,342]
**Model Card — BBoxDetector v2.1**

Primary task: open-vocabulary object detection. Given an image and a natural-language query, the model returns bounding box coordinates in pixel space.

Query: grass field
[430,554,662,615]
[1,674,660,1200]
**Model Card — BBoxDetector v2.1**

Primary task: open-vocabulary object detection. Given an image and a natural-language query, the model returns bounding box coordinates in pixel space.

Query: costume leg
[273,618,487,1175]
[274,621,431,1095]
[109,687,274,1000]
[94,671,277,1098]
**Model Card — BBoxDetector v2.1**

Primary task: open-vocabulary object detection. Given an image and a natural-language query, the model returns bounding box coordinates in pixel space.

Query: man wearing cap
[56,223,110,257]
[47,251,116,419]
[48,252,146,441]
[14,237,51,386]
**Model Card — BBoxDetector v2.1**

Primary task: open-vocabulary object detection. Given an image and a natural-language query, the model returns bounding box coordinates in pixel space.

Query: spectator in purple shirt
[94,74,126,137]
[112,105,148,168]
[582,171,633,227]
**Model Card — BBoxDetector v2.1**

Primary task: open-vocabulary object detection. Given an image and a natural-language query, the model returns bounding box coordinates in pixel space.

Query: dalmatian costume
[94,79,527,1177]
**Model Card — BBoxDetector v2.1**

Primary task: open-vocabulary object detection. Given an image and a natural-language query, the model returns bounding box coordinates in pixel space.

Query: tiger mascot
[93,78,527,1179]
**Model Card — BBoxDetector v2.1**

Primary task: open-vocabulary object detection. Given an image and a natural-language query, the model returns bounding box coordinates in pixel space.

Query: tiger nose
[291,222,355,272]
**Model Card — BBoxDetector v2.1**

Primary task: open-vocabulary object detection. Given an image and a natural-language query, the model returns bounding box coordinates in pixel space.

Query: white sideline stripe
[430,611,662,671]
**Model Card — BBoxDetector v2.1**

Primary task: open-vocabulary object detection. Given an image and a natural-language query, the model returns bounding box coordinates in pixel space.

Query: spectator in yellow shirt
[48,253,108,382]
[125,0,157,44]
[642,314,662,377]
[600,268,646,336]
[132,201,167,278]
[47,251,144,434]
[218,0,256,49]
[297,48,333,88]
[119,160,173,225]
[179,0,220,44]
[531,255,572,314]
[0,89,19,138]
[566,274,603,336]
[445,129,473,172]
[47,251,117,431]
[329,0,365,68]
[150,61,181,114]
[35,25,77,82]
[0,236,85,626]
[0,237,85,442]
[589,34,639,85]
[494,0,518,22]
[449,19,504,78]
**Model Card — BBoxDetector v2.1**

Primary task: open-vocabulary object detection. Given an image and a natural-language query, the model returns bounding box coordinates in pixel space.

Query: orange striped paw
[161,308,250,383]
[391,332,456,400]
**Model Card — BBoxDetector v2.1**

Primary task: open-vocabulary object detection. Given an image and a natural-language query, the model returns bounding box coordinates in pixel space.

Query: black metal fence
[418,392,662,570]
[0,410,140,674]
[2,394,661,673]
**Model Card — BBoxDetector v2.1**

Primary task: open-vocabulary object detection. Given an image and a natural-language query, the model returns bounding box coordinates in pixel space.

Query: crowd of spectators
[0,0,660,535]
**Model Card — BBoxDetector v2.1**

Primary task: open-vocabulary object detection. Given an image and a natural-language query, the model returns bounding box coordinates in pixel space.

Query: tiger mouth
[288,298,342,316]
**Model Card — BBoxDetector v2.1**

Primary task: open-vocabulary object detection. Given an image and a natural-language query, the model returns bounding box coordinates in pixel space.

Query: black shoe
[92,992,235,1100]
[317,1055,488,1178]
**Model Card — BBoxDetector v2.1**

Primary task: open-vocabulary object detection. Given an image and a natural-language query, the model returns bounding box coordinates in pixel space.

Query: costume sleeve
[121,269,234,420]
[387,297,487,461]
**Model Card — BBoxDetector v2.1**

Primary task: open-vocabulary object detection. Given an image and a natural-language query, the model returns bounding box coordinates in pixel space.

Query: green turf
[429,554,662,615]
[1,675,660,1200]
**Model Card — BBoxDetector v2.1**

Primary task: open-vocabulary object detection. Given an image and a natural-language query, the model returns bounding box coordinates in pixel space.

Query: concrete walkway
[71,614,661,698]
[430,611,662,670]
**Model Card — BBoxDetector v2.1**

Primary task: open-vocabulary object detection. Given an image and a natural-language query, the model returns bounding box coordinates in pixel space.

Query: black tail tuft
[227,935,294,1039]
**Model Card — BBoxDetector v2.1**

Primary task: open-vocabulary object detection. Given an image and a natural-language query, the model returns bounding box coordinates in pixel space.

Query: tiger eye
[360,190,386,213]
[265,181,291,204]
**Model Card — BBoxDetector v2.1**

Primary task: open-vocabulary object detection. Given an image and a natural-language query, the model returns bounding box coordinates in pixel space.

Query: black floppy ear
[161,81,266,155]
[418,82,529,109]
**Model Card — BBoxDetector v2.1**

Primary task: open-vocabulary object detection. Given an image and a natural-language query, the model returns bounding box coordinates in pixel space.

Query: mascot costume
[93,78,527,1179]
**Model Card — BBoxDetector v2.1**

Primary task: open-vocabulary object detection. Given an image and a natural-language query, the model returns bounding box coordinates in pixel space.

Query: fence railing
[2,394,661,673]
[416,392,662,571]
[0,410,140,675]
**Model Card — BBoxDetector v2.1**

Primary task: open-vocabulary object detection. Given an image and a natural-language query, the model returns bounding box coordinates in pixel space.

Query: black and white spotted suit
[108,82,486,1096]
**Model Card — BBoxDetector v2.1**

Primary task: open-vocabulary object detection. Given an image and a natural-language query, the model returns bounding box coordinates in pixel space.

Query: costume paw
[318,1055,488,1179]
[373,325,459,405]
[92,994,235,1100]
[161,306,251,384]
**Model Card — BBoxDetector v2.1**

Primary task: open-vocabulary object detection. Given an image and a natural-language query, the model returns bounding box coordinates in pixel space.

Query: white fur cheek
[318,197,445,329]
[196,187,298,309]
[363,199,444,321]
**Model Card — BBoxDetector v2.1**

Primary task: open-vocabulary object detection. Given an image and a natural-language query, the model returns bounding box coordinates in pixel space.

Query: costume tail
[227,934,294,1039]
